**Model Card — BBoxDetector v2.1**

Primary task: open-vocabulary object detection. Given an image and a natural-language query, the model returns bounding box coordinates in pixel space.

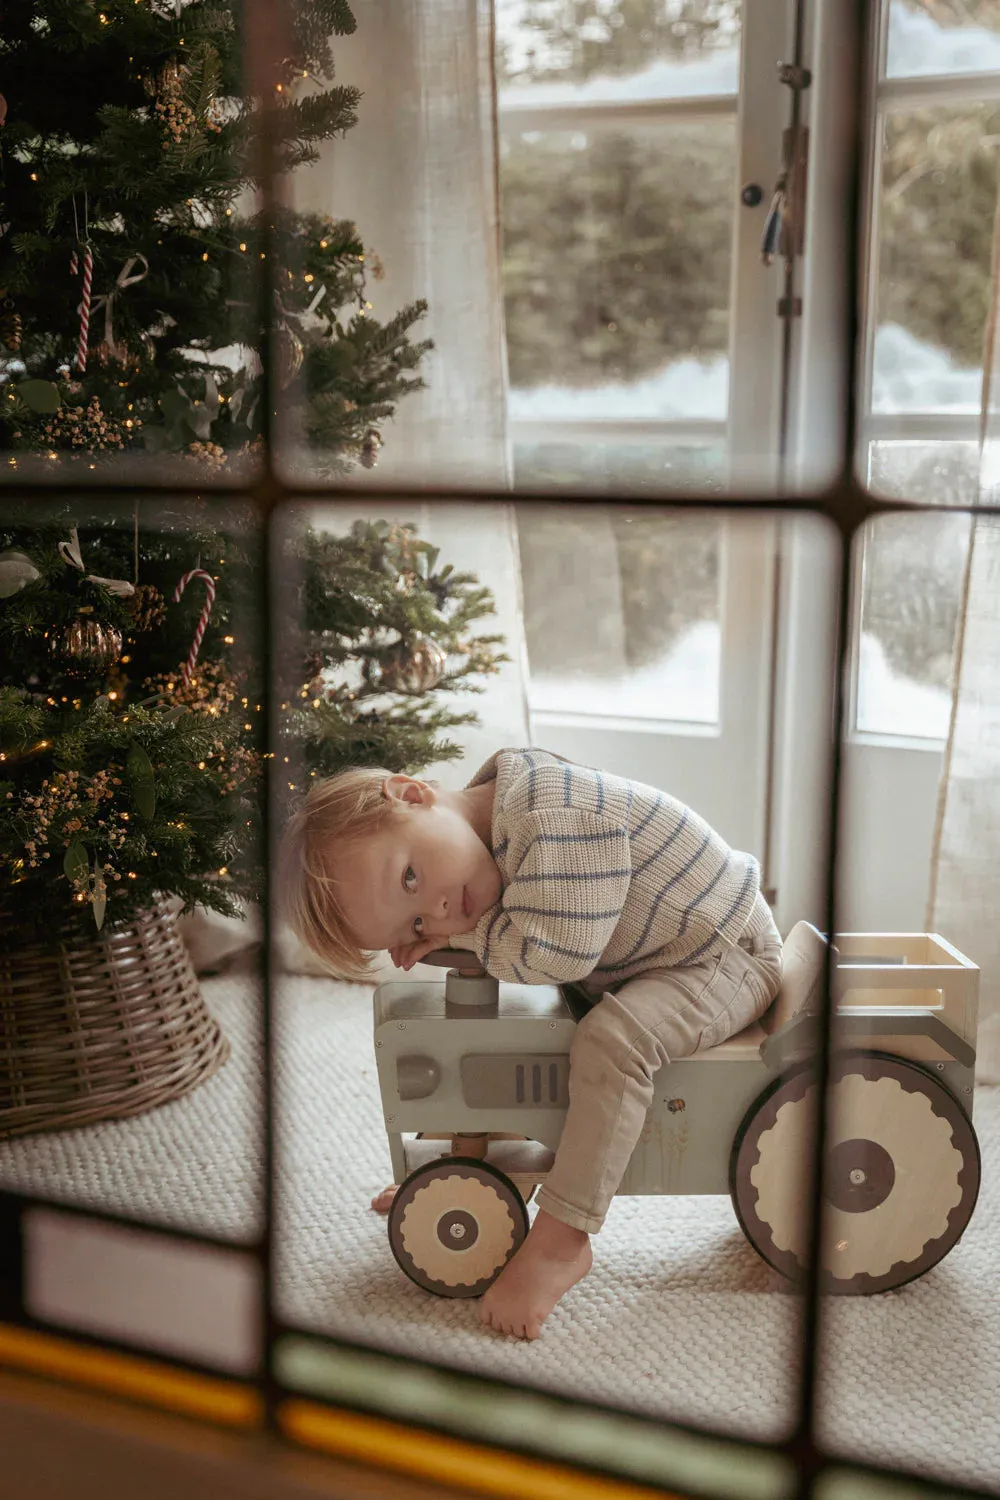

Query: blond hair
[279,766,399,981]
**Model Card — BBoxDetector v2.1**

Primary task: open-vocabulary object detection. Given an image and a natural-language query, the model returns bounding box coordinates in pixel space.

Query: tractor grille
[460,1052,570,1109]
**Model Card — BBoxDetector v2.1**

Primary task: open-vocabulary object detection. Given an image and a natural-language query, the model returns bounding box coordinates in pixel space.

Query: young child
[283,746,783,1341]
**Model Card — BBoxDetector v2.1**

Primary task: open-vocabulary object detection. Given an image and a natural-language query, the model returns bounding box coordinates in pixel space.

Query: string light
[239,242,247,252]
[304,273,314,284]
[223,635,234,644]
[319,240,328,249]
[202,252,209,262]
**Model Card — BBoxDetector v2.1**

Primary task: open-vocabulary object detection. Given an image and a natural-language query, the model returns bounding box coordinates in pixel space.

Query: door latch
[761,62,811,275]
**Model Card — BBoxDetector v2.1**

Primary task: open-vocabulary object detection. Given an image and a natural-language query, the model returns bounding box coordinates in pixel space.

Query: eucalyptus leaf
[159,387,194,422]
[16,379,61,414]
[0,550,41,599]
[92,858,107,932]
[127,743,156,820]
[64,838,89,887]
[141,426,171,453]
[189,402,213,439]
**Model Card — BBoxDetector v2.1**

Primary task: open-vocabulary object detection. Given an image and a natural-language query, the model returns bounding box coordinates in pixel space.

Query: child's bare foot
[480,1209,592,1340]
[371,1184,398,1213]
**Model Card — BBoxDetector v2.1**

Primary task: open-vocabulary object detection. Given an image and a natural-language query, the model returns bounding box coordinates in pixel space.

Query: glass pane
[502,123,735,419]
[273,500,816,1453]
[872,105,999,414]
[886,0,1000,80]
[518,504,721,722]
[0,494,264,1241]
[497,0,742,101]
[855,500,971,739]
[514,439,727,492]
[867,438,980,505]
[0,13,259,483]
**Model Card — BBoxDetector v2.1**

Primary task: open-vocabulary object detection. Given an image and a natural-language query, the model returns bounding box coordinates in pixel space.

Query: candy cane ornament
[172,569,217,685]
[74,245,93,374]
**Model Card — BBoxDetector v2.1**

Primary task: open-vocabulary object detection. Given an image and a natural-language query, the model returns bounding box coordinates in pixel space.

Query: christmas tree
[280,518,508,806]
[0,498,265,937]
[0,0,432,472]
[0,505,508,940]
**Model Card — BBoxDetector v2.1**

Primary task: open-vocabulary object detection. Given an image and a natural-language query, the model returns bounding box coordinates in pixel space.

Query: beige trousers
[534,894,783,1234]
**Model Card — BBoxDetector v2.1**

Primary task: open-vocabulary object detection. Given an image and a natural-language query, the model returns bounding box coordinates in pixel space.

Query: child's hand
[389,935,445,971]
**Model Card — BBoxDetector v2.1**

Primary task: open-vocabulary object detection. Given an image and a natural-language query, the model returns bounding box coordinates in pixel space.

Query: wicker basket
[0,898,229,1139]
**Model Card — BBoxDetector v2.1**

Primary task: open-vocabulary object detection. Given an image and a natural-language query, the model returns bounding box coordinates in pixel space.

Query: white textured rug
[0,972,998,1493]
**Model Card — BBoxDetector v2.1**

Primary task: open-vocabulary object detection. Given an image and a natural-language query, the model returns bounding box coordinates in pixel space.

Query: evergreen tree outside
[499,0,1000,395]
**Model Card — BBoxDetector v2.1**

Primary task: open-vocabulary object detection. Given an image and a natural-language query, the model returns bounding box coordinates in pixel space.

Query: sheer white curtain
[291,0,527,760]
[274,1,528,974]
[927,181,1000,1082]
[292,0,510,491]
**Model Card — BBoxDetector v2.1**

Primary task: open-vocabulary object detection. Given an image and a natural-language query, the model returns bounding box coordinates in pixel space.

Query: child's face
[332,779,502,954]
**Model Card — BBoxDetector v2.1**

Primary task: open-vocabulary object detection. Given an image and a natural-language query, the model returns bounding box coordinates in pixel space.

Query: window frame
[851,1,1000,750]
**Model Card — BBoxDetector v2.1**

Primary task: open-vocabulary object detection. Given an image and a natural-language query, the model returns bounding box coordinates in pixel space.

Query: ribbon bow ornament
[91,253,150,362]
[58,527,135,597]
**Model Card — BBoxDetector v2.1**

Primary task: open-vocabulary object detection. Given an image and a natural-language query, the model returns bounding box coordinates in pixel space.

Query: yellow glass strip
[281,1398,683,1500]
[0,1323,263,1429]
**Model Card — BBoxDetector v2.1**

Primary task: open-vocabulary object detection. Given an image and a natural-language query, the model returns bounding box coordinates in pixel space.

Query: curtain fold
[927,169,1000,1082]
[289,0,529,771]
[292,0,511,490]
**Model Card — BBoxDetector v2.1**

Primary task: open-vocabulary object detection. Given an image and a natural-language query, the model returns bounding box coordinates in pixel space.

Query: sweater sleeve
[466,808,631,984]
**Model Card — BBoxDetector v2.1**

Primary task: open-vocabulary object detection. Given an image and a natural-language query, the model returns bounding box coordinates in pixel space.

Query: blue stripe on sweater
[634,808,689,876]
[530,934,605,965]
[508,868,632,883]
[595,772,605,814]
[505,904,624,922]
[678,860,759,964]
[564,764,571,806]
[677,853,730,936]
[531,829,623,847]
[629,795,665,841]
[613,829,712,964]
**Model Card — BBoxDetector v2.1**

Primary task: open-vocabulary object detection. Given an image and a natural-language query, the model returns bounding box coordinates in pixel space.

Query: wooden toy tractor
[373,923,980,1299]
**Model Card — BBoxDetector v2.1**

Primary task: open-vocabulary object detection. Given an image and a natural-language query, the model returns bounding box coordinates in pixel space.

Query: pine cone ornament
[0,294,22,353]
[128,583,167,633]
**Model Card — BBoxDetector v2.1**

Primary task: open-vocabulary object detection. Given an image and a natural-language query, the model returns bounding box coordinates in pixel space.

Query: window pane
[514,439,726,492]
[518,505,721,722]
[497,0,742,101]
[855,491,971,740]
[886,0,1000,80]
[867,438,980,505]
[501,123,735,419]
[873,105,999,414]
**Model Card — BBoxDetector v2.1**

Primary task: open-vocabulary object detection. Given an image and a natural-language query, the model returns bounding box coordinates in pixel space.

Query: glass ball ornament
[50,619,124,670]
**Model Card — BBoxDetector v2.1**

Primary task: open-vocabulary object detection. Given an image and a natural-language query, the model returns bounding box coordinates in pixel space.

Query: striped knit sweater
[449,747,764,989]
